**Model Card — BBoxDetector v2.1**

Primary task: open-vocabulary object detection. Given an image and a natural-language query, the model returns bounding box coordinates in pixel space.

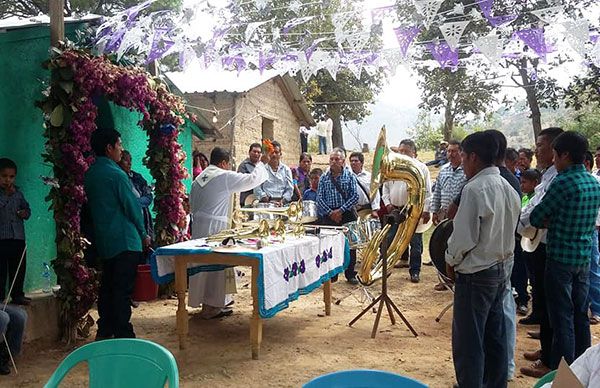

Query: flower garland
[38,48,188,341]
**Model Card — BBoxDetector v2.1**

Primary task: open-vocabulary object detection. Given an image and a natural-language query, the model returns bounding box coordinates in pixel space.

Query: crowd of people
[2,123,600,385]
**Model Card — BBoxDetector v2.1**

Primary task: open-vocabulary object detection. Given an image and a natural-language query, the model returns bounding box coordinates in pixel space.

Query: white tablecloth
[150,231,350,318]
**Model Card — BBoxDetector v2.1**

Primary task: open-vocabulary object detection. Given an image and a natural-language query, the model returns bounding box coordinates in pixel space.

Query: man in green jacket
[84,128,151,339]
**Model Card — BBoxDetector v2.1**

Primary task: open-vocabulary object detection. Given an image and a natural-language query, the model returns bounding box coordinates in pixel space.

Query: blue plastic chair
[303,369,428,387]
[44,338,179,388]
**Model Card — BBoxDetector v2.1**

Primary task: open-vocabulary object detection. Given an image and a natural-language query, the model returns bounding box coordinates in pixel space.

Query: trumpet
[233,200,303,223]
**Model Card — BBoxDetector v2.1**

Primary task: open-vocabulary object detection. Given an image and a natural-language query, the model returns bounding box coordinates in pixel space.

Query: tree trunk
[518,58,542,140]
[443,93,454,141]
[329,108,344,149]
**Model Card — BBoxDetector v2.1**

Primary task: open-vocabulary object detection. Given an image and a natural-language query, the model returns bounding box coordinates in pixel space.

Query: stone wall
[191,78,303,170]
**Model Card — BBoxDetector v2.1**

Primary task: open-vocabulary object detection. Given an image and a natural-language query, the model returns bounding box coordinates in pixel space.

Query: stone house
[166,69,315,167]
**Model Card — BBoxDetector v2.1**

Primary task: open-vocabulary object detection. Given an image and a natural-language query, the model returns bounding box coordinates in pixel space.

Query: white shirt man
[189,147,268,319]
[254,141,293,205]
[349,152,380,217]
[381,140,432,283]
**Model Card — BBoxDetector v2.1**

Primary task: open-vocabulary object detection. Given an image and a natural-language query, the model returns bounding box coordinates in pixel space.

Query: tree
[417,67,500,141]
[0,0,181,18]
[564,64,600,110]
[409,112,442,151]
[395,0,596,140]
[228,0,385,149]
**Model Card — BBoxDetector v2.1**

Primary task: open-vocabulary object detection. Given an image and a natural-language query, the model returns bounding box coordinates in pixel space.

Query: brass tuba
[358,126,426,285]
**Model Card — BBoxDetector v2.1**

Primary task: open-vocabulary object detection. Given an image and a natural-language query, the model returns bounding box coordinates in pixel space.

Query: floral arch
[37,48,188,342]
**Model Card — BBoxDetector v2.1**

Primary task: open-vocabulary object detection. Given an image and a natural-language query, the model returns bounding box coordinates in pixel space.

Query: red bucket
[132,264,158,302]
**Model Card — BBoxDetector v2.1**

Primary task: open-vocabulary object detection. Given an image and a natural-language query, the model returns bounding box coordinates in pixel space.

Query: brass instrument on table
[233,200,303,224]
[358,126,425,285]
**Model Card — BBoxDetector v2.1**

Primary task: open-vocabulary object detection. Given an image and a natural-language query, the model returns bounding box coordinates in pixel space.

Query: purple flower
[316,255,321,268]
[283,268,289,282]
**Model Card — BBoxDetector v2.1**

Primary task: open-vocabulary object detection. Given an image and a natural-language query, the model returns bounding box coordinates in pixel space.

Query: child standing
[520,169,541,207]
[0,158,30,305]
[302,168,322,201]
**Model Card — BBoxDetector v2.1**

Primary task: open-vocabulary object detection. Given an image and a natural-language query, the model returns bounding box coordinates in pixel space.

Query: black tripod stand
[348,212,418,338]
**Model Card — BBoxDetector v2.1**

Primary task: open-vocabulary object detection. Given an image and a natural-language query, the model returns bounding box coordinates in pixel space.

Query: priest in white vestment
[188,147,269,319]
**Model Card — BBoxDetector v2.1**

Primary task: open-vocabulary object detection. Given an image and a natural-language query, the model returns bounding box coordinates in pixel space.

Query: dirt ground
[8,255,600,388]
[7,151,596,387]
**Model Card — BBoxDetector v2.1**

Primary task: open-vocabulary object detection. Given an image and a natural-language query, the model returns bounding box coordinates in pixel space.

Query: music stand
[348,213,418,338]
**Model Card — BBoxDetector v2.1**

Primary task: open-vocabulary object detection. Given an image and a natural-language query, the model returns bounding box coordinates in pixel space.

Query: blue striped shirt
[0,188,30,240]
[316,167,358,217]
[431,163,466,213]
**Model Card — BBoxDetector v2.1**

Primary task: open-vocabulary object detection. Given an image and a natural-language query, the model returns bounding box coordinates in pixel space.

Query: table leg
[324,279,332,316]
[175,260,189,350]
[250,264,262,360]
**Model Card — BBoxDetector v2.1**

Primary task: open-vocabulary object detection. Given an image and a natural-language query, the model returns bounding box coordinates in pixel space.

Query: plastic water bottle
[42,262,52,293]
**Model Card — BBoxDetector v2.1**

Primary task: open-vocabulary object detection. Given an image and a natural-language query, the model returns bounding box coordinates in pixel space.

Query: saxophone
[358,127,426,285]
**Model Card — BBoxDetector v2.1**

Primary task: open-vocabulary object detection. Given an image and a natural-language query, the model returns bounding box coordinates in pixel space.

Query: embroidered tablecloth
[151,230,350,318]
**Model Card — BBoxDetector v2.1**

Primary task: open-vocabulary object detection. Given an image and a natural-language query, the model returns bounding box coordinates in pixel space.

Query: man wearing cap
[382,139,432,283]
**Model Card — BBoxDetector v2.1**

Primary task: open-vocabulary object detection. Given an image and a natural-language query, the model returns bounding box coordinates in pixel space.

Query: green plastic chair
[533,370,557,388]
[44,338,179,388]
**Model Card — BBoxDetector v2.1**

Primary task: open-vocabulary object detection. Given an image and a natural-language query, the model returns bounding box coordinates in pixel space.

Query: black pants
[0,239,26,301]
[97,251,140,338]
[511,237,530,307]
[532,243,553,366]
[320,211,357,280]
[300,133,308,153]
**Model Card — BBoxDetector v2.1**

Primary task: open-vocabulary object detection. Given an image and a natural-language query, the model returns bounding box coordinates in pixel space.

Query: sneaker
[410,274,420,283]
[346,276,359,285]
[590,315,600,325]
[516,304,528,316]
[519,315,540,325]
[524,349,541,361]
[434,283,448,291]
[520,360,551,378]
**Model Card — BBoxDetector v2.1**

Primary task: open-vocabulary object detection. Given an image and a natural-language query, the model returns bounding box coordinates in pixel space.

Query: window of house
[261,117,274,140]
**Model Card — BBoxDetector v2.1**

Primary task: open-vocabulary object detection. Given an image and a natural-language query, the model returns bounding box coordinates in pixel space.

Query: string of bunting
[94,0,600,80]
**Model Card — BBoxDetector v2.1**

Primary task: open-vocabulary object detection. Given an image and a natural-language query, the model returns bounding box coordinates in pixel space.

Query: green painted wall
[0,24,193,292]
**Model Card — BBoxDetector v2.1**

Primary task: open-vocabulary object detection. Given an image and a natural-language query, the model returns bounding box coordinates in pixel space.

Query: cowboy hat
[520,228,544,253]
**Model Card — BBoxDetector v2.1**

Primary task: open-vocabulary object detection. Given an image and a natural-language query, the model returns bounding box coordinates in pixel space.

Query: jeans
[320,211,357,280]
[589,229,600,317]
[503,259,516,379]
[401,233,423,276]
[97,251,140,338]
[453,263,508,388]
[318,136,327,154]
[511,238,529,307]
[0,239,27,301]
[545,259,591,369]
[533,243,553,367]
[0,305,27,356]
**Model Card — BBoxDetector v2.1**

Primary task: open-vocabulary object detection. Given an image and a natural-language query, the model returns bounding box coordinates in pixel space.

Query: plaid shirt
[0,187,30,240]
[530,164,600,265]
[431,163,466,213]
[316,167,358,217]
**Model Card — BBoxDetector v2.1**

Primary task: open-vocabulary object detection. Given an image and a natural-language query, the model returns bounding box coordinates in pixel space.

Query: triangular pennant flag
[297,54,313,82]
[245,20,270,43]
[478,0,493,17]
[590,39,600,67]
[563,19,589,57]
[473,33,502,63]
[394,26,421,57]
[439,21,469,50]
[346,60,363,79]
[428,41,459,70]
[515,28,548,62]
[323,52,341,80]
[371,5,395,25]
[531,6,563,24]
[345,31,370,53]
[381,49,402,76]
[488,14,518,28]
[413,0,443,30]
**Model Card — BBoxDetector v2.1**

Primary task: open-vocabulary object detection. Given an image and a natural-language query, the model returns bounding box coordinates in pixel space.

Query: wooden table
[172,252,332,360]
